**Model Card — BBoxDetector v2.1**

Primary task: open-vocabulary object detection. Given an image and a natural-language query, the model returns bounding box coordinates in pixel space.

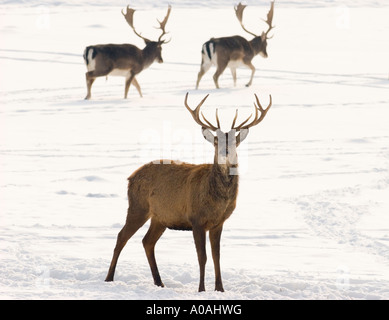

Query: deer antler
[231,94,272,130]
[234,3,257,37]
[235,1,275,39]
[264,1,275,39]
[184,93,220,131]
[157,5,172,43]
[231,110,252,130]
[122,5,151,42]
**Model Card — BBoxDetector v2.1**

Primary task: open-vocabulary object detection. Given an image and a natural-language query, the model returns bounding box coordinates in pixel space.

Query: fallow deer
[83,5,171,99]
[105,92,272,292]
[196,1,275,89]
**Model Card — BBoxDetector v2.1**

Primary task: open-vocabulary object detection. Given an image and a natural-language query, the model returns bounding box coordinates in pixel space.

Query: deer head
[234,1,275,58]
[122,5,172,63]
[184,93,272,169]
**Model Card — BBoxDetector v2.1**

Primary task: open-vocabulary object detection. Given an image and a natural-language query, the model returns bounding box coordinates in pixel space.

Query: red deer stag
[196,1,275,89]
[105,92,272,292]
[83,5,171,99]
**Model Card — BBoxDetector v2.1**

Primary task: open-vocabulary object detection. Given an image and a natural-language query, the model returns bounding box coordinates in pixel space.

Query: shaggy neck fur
[209,161,239,201]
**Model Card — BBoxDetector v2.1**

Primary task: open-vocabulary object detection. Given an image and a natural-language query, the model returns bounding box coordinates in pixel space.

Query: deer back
[84,44,144,73]
[211,36,254,63]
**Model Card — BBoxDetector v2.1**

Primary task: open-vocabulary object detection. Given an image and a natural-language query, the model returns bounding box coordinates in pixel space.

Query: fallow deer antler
[234,3,257,37]
[122,5,152,42]
[235,1,275,39]
[264,1,275,39]
[122,5,172,43]
[157,5,172,43]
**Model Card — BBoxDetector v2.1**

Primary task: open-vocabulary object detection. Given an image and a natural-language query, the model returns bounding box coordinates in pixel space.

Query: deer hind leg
[105,209,149,282]
[209,225,224,292]
[192,224,207,292]
[85,73,95,100]
[196,59,212,90]
[85,65,113,99]
[213,61,228,89]
[142,218,166,287]
[245,62,256,87]
[85,71,99,100]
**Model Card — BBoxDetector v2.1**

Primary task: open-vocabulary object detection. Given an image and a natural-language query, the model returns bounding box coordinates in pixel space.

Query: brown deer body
[105,93,272,292]
[196,1,274,89]
[84,5,171,99]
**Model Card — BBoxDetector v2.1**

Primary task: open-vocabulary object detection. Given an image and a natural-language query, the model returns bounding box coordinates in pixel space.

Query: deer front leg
[131,76,143,98]
[209,224,224,292]
[230,68,237,87]
[124,72,136,99]
[192,224,207,292]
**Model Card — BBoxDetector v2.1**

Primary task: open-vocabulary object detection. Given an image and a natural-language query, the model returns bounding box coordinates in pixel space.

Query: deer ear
[261,31,266,42]
[236,128,249,146]
[202,128,215,144]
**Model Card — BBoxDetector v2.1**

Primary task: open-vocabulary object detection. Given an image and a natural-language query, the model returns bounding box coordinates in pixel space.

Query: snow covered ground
[1,0,389,299]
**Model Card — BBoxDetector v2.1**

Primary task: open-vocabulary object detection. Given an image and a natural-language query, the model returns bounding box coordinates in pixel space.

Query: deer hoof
[155,281,165,288]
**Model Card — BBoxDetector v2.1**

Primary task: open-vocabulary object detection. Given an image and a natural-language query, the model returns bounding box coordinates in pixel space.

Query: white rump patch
[202,42,217,66]
[86,48,96,72]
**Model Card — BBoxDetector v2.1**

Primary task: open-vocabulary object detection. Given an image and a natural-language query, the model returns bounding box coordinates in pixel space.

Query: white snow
[1,0,389,300]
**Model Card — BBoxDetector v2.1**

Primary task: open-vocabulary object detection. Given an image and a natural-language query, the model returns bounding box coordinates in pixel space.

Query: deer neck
[249,37,264,56]
[142,43,161,68]
[208,160,239,201]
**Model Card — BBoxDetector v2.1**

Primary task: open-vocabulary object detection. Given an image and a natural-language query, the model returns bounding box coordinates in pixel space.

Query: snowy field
[1,0,389,300]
